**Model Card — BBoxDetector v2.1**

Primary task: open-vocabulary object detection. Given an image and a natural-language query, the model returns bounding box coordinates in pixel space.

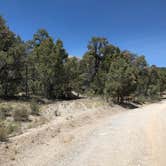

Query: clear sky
[0,0,165,66]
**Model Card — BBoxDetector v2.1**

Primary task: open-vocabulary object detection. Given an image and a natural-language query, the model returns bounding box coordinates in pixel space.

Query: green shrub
[136,96,146,104]
[0,121,8,141]
[30,101,40,116]
[7,122,21,136]
[13,106,29,121]
[0,110,6,120]
[0,104,13,120]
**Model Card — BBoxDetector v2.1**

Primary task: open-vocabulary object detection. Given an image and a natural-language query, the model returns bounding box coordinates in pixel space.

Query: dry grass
[0,104,13,120]
[6,121,22,136]
[0,121,8,141]
[12,106,30,121]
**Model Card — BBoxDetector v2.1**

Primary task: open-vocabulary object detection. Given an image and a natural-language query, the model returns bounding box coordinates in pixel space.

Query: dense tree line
[0,16,165,102]
[80,37,166,102]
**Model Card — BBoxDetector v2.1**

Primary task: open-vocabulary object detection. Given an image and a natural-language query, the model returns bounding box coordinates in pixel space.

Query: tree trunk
[4,83,8,98]
[120,96,124,103]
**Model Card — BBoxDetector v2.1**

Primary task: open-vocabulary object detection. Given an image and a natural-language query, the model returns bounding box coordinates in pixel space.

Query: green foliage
[136,95,146,103]
[0,16,15,52]
[158,67,166,95]
[12,106,29,121]
[104,56,137,103]
[30,101,40,115]
[146,66,160,98]
[64,57,82,95]
[0,16,26,97]
[28,30,69,98]
[79,52,96,92]
[80,37,163,103]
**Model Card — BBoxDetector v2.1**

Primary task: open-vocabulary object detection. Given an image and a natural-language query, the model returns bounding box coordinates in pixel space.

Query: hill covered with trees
[0,16,166,103]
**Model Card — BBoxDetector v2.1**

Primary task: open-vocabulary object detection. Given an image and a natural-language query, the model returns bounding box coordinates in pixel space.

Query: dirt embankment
[0,98,124,165]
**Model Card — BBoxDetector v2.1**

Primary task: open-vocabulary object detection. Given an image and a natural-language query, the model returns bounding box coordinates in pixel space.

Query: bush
[0,104,13,120]
[7,122,21,136]
[13,106,29,121]
[30,101,40,116]
[0,121,8,141]
[136,96,146,104]
[0,109,6,120]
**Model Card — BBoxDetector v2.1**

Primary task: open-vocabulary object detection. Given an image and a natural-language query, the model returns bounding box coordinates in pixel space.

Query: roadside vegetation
[0,101,42,141]
[0,16,166,141]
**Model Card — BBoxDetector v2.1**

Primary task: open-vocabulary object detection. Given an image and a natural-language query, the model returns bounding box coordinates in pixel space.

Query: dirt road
[2,100,166,166]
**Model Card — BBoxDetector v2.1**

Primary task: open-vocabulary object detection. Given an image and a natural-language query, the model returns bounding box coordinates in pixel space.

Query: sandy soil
[1,99,166,166]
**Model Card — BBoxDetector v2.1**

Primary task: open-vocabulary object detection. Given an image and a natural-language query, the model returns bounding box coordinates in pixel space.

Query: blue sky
[0,0,166,66]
